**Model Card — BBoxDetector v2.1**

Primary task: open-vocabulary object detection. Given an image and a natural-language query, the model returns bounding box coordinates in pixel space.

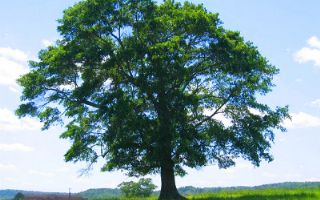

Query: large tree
[16,0,289,199]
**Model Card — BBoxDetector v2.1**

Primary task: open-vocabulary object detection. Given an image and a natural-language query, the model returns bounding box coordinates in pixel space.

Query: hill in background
[78,188,121,199]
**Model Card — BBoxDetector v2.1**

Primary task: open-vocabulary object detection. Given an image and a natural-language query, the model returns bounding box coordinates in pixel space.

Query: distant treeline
[1,182,320,200]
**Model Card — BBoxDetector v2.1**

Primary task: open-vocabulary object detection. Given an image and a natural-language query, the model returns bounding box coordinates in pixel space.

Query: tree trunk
[159,161,186,200]
[156,88,185,199]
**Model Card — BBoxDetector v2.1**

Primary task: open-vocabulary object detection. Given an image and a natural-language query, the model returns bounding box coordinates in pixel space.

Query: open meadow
[91,188,320,200]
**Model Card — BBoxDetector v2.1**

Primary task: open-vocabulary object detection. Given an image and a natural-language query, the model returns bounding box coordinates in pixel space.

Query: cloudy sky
[1,0,320,193]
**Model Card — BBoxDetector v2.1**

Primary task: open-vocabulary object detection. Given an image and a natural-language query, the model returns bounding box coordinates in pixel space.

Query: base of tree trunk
[159,192,187,200]
[159,161,187,200]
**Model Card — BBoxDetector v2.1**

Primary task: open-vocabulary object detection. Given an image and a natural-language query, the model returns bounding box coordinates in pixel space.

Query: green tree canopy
[16,0,289,199]
[13,193,24,200]
[118,178,157,198]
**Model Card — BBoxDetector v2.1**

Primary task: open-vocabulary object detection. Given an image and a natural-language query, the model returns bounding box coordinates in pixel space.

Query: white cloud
[0,143,34,152]
[29,170,55,178]
[0,57,28,87]
[42,39,53,47]
[0,163,17,171]
[0,47,28,88]
[0,108,42,132]
[310,99,320,108]
[295,48,320,66]
[213,113,232,127]
[249,108,264,116]
[294,36,320,66]
[283,112,320,129]
[0,47,28,62]
[307,36,320,49]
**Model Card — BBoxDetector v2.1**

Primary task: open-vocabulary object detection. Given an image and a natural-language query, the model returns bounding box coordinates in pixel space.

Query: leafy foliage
[16,0,289,197]
[118,178,157,198]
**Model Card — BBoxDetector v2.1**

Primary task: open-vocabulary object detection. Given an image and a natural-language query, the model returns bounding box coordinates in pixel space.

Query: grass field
[93,188,320,200]
[187,188,320,200]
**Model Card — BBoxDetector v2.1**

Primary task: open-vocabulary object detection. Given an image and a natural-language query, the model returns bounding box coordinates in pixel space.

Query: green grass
[188,188,320,200]
[92,187,320,200]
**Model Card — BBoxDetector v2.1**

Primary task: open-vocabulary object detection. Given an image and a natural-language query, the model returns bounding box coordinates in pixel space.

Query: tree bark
[159,160,186,200]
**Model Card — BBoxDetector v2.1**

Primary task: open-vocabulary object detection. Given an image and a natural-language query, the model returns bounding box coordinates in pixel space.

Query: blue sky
[1,0,320,193]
